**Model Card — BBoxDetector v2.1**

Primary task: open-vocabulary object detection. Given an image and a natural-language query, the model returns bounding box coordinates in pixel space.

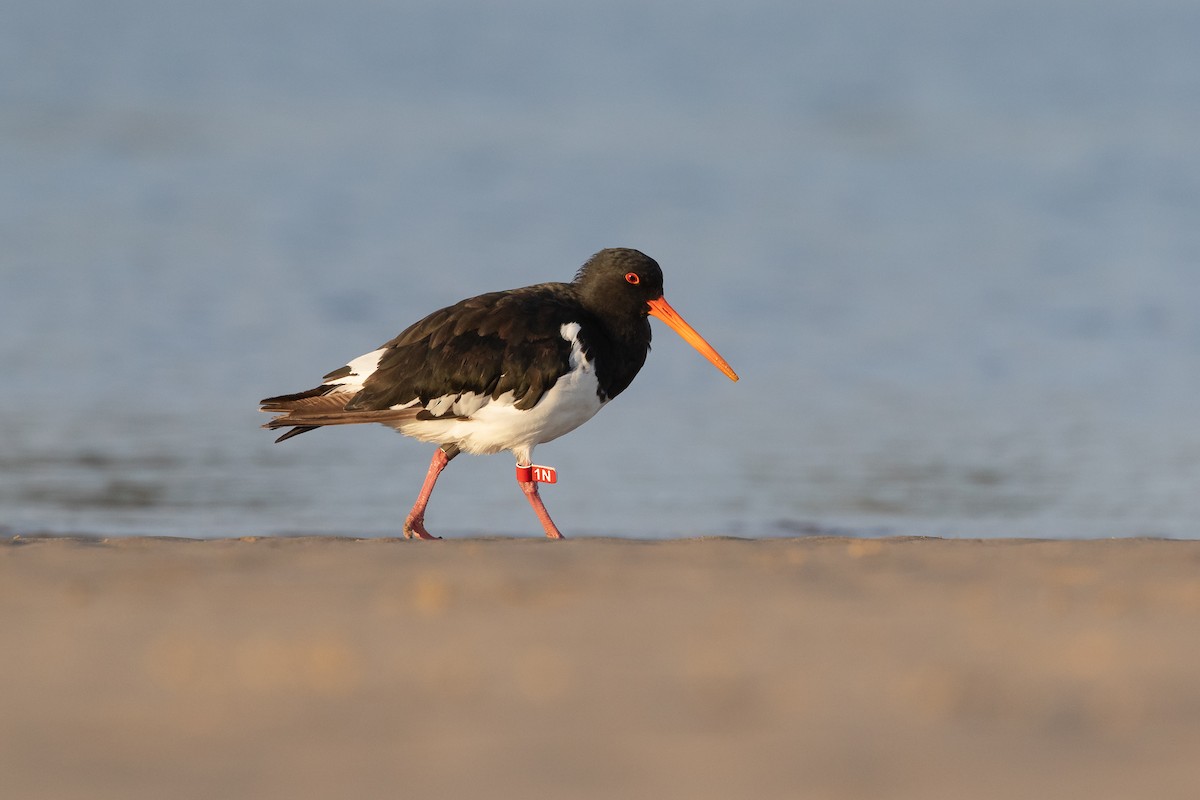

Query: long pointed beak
[647,296,739,382]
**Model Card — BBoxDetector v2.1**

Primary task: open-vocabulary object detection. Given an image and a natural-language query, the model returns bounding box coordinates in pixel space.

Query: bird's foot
[403,515,441,540]
[517,479,565,539]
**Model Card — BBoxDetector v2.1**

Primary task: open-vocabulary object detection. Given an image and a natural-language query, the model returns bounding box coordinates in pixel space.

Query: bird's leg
[517,471,565,539]
[404,445,458,540]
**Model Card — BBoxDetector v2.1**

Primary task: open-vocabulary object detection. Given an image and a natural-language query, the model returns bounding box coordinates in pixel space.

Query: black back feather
[349,284,587,412]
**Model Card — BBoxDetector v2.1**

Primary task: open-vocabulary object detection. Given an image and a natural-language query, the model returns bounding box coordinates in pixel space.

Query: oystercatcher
[260,248,738,539]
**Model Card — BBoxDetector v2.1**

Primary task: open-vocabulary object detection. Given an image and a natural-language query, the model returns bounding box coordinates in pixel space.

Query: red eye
[624,272,640,285]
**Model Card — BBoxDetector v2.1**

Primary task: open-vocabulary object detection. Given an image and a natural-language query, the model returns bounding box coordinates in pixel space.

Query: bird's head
[575,248,739,382]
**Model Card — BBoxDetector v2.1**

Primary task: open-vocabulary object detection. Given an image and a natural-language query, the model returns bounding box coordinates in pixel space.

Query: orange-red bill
[647,296,739,382]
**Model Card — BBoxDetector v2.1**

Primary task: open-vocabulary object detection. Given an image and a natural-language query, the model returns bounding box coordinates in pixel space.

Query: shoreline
[4,536,1199,799]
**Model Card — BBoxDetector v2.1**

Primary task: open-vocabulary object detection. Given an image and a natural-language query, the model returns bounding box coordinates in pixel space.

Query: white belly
[397,369,605,455]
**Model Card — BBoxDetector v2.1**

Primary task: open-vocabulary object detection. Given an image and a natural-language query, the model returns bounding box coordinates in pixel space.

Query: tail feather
[260,384,341,410]
[273,425,320,443]
[260,384,420,442]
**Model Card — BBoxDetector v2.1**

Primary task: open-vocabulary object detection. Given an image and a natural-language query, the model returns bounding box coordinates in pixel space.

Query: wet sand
[3,535,1199,799]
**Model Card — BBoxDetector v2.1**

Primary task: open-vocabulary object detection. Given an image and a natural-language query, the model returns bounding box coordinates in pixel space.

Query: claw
[403,516,441,540]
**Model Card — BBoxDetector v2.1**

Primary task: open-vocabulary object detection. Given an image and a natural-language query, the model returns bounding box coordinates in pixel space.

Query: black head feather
[573,248,664,331]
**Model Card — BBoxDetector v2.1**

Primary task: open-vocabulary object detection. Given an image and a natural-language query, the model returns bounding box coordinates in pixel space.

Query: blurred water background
[3,0,1199,538]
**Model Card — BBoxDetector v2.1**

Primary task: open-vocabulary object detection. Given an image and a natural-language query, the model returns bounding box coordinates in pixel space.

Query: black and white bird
[260,248,738,539]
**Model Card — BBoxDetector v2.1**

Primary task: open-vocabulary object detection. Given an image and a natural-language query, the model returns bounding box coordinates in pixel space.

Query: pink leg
[404,448,452,540]
[519,480,565,539]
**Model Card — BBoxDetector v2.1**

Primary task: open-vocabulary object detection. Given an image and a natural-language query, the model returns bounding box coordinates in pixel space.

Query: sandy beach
[3,535,1199,799]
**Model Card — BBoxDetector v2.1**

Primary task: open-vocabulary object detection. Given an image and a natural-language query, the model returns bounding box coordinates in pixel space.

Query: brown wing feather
[260,386,353,413]
[259,387,421,441]
[263,407,422,429]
